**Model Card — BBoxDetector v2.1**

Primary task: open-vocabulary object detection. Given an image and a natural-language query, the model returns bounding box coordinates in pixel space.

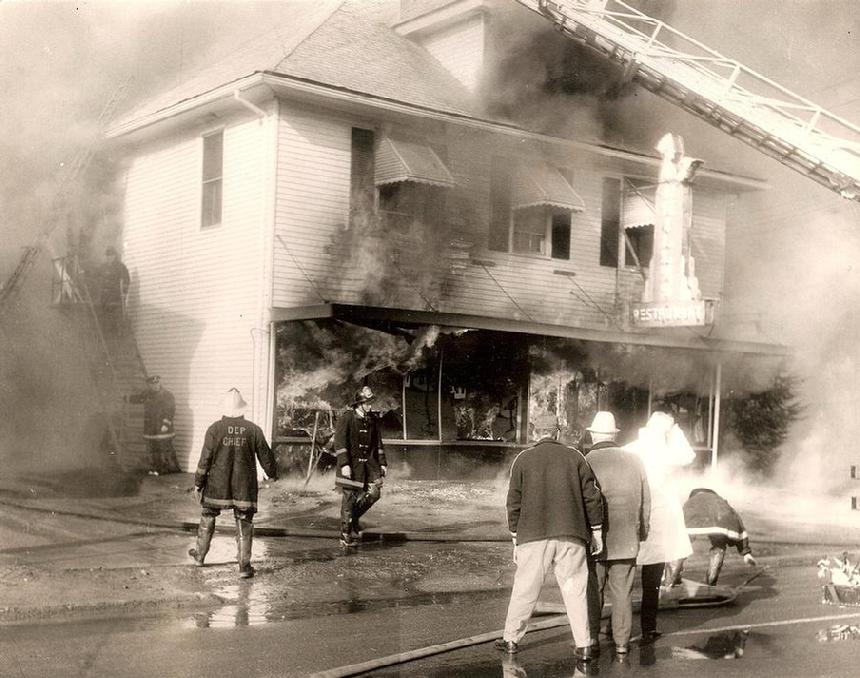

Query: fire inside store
[273,317,783,479]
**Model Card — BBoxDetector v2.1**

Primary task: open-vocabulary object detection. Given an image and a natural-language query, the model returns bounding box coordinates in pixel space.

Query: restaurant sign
[631,299,716,328]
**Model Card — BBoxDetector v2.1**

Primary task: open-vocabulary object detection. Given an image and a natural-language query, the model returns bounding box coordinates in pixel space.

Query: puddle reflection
[187,581,272,628]
[670,628,750,660]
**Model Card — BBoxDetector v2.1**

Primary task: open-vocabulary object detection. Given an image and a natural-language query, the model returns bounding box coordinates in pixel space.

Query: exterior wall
[271,102,731,331]
[122,112,272,469]
[416,14,486,92]
[272,103,353,308]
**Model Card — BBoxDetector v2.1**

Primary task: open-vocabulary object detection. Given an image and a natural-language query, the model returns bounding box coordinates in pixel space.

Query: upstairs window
[493,158,581,259]
[488,157,512,252]
[625,223,654,268]
[622,179,656,269]
[350,127,376,229]
[201,131,223,228]
[378,182,445,237]
[511,208,571,259]
[600,177,621,267]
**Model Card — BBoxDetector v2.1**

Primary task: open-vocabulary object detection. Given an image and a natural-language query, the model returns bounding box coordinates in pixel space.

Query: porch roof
[270,303,791,356]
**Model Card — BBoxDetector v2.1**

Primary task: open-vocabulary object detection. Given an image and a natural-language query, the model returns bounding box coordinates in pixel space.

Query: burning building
[94,0,811,475]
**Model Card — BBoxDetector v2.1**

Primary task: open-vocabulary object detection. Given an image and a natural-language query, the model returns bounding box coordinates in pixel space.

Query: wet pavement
[3,472,860,676]
[3,554,860,677]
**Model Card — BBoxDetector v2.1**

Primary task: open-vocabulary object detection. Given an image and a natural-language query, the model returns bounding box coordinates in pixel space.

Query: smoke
[275,320,442,432]
[0,2,311,475]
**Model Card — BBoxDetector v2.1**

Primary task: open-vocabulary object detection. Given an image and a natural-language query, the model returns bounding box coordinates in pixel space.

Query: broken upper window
[201,131,223,228]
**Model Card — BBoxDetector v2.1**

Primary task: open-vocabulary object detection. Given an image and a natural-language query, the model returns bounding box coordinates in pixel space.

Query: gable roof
[110,0,483,134]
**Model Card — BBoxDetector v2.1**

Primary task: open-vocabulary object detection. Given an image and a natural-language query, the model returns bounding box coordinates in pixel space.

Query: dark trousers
[340,483,381,534]
[201,506,255,522]
[589,558,636,647]
[640,562,665,635]
[147,439,180,473]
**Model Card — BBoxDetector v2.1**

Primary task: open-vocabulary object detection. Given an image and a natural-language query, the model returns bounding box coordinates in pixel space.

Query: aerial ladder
[515,0,860,201]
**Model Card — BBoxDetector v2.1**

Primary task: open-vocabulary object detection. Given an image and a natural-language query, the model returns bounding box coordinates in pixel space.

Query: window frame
[509,205,572,260]
[200,129,224,230]
[621,177,656,271]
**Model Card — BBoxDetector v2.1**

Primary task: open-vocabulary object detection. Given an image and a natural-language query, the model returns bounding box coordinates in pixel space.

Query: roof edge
[105,70,769,190]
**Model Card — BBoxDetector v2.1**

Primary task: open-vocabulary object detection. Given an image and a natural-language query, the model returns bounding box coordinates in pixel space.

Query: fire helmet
[351,385,375,407]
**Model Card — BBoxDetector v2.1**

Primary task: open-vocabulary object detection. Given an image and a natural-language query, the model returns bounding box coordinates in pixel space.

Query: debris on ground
[817,624,860,642]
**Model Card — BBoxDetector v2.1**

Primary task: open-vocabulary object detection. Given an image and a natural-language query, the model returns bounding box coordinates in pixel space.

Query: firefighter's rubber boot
[665,559,684,587]
[352,482,381,524]
[707,546,726,586]
[236,518,255,579]
[188,515,215,566]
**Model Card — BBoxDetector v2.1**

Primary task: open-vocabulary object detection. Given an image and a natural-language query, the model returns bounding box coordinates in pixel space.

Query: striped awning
[512,162,585,212]
[623,186,656,229]
[374,137,455,188]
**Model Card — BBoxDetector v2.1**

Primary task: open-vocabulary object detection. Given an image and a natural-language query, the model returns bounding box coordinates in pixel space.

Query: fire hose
[308,574,759,678]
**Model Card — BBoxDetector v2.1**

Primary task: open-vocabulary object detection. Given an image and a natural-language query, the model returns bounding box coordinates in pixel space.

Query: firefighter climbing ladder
[1,78,141,464]
[516,0,860,201]
[0,78,131,312]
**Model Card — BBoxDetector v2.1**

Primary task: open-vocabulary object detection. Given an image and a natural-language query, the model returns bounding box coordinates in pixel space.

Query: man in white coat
[624,409,695,643]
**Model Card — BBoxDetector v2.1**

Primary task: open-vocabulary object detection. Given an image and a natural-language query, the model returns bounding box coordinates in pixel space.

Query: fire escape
[516,0,860,201]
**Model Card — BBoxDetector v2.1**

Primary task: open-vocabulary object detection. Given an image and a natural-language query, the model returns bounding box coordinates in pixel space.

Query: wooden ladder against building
[515,0,860,201]
[53,259,150,469]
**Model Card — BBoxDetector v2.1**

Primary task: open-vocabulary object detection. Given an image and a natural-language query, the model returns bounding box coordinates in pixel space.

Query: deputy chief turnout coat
[194,416,278,512]
[506,438,604,546]
[586,440,651,561]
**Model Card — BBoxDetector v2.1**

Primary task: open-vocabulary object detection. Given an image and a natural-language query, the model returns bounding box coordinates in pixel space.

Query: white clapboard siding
[417,13,486,92]
[123,116,269,470]
[273,105,352,308]
[270,105,729,332]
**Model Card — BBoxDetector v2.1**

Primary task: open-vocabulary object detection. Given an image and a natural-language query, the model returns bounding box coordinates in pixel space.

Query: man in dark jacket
[680,488,756,585]
[495,413,604,669]
[584,411,651,657]
[334,386,387,546]
[127,376,179,475]
[189,388,278,578]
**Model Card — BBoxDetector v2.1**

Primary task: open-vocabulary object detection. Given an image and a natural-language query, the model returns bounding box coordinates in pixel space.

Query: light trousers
[503,537,592,648]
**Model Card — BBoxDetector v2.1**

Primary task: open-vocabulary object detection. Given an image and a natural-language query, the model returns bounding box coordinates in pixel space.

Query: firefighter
[127,375,180,475]
[97,246,130,335]
[334,385,388,546]
[189,388,278,579]
[680,488,757,586]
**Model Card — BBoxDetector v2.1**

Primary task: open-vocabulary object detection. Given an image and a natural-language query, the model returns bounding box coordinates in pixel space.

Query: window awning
[623,186,656,230]
[374,137,455,188]
[512,162,586,212]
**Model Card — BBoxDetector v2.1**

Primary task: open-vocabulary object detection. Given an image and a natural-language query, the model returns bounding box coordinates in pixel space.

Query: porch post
[711,360,723,471]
